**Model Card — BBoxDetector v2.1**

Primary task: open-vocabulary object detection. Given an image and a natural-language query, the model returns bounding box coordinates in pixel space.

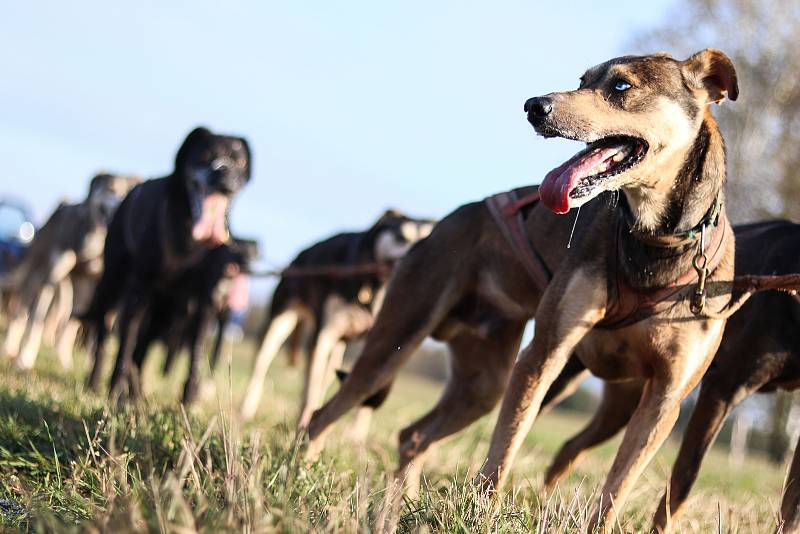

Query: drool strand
[567,206,581,249]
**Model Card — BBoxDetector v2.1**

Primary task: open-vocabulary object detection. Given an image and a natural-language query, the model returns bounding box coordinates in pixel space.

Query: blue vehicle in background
[0,198,35,275]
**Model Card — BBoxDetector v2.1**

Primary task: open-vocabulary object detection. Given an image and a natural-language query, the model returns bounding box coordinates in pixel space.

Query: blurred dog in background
[241,210,434,426]
[83,127,252,399]
[2,173,139,369]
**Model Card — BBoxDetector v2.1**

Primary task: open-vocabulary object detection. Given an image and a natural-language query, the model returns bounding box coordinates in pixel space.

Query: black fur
[84,127,252,397]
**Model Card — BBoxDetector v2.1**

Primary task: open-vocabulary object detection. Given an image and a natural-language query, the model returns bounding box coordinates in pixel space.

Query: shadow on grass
[0,382,217,530]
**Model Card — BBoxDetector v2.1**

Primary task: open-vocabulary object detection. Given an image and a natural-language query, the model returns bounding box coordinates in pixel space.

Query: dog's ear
[681,49,739,104]
[175,127,212,171]
[87,173,111,197]
[237,137,252,182]
[366,208,403,234]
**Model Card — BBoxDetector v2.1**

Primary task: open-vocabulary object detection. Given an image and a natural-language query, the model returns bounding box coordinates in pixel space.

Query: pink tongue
[192,193,230,245]
[539,146,622,214]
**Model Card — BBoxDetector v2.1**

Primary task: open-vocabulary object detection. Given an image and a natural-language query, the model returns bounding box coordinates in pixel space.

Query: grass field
[0,341,788,532]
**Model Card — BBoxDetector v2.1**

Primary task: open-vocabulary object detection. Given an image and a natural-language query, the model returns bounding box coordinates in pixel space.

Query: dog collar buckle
[690,224,710,315]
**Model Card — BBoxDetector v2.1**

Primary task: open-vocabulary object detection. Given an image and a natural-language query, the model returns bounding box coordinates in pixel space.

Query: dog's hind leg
[652,372,763,533]
[544,379,642,491]
[305,278,460,458]
[372,323,523,534]
[241,308,300,419]
[57,318,81,369]
[299,303,373,429]
[3,308,29,359]
[395,322,524,497]
[17,251,77,369]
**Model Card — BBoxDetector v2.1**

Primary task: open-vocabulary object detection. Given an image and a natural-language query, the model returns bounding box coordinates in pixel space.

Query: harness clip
[690,225,710,315]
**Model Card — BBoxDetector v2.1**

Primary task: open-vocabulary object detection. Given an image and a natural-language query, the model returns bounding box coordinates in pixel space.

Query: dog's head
[174,127,252,246]
[87,173,140,224]
[525,49,738,214]
[366,209,436,265]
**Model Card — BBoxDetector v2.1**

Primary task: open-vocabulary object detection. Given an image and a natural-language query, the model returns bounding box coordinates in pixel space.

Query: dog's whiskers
[567,206,581,249]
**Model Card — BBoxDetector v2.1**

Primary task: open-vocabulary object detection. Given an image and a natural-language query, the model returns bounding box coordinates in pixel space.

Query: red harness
[485,187,728,329]
[485,186,551,290]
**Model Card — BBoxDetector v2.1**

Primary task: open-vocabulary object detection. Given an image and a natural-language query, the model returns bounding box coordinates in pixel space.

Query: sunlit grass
[0,341,786,532]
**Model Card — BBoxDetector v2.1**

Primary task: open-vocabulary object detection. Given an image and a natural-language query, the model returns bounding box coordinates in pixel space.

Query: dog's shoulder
[292,232,363,267]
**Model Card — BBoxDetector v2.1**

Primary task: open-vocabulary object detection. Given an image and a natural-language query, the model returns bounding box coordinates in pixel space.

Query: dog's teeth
[612,149,628,162]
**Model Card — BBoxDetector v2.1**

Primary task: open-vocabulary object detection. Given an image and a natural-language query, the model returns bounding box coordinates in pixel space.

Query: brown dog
[3,173,139,369]
[481,49,740,532]
[539,219,800,533]
[306,49,739,532]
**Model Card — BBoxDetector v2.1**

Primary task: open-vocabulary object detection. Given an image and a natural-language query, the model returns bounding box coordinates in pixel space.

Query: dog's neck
[617,111,727,289]
[622,111,726,236]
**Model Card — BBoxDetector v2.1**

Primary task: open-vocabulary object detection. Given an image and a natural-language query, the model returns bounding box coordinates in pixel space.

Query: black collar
[623,195,722,249]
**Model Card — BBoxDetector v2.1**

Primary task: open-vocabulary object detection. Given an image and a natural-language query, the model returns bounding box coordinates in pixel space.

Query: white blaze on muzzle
[192,193,230,245]
[375,231,412,263]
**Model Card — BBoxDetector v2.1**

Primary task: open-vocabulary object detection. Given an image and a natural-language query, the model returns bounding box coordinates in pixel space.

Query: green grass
[0,342,787,532]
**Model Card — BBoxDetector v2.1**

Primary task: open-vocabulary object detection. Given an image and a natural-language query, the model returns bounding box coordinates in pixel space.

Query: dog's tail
[335,369,391,408]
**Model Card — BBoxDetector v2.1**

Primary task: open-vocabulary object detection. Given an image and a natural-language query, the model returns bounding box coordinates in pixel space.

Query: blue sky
[1,1,673,293]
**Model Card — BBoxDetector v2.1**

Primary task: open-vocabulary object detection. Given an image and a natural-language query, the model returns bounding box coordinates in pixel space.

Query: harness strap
[251,263,388,279]
[598,213,729,329]
[485,187,551,290]
[485,186,735,329]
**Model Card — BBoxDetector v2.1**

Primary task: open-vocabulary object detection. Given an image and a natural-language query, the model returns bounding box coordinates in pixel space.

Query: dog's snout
[524,96,553,119]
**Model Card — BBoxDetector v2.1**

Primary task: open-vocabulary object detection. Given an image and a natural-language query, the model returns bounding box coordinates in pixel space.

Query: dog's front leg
[480,268,606,490]
[587,377,684,534]
[16,283,57,369]
[108,288,150,400]
[652,371,759,533]
[298,318,348,429]
[241,309,300,420]
[183,306,212,404]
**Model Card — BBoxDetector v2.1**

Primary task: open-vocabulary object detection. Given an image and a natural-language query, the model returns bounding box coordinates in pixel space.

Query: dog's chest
[576,323,674,381]
[577,317,725,382]
[575,329,650,380]
[79,228,107,261]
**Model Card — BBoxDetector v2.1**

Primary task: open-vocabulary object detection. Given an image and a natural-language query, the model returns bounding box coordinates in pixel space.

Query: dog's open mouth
[539,136,648,214]
[192,193,231,246]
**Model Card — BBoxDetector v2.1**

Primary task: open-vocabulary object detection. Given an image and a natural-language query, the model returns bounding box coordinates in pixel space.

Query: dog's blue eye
[614,80,632,92]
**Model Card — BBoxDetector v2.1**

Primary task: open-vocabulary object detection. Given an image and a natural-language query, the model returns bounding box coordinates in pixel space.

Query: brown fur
[540,220,800,533]
[305,49,738,533]
[483,49,738,532]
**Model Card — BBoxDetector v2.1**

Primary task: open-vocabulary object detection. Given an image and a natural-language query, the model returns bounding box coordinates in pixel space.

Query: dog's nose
[524,96,553,118]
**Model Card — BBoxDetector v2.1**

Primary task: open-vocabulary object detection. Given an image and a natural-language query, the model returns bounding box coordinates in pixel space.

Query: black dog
[130,237,259,403]
[240,210,434,424]
[84,127,252,398]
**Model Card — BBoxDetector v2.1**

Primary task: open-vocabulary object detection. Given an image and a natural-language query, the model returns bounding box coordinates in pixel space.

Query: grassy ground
[0,342,788,533]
